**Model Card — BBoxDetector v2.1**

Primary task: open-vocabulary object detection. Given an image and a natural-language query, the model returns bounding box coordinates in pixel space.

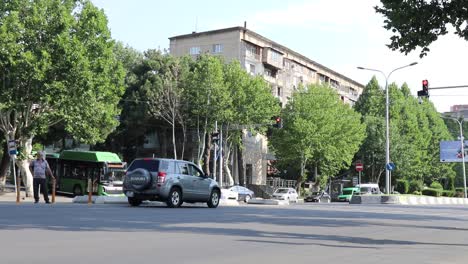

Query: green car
[338,187,360,202]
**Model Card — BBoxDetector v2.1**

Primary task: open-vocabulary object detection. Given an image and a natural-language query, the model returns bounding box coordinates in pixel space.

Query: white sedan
[221,188,238,200]
[271,188,299,203]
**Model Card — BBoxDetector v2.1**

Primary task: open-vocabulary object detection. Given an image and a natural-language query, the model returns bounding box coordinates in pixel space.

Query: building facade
[169,26,364,186]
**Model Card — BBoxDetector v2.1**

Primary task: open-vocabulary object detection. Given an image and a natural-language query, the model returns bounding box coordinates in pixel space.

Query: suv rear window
[128,159,160,172]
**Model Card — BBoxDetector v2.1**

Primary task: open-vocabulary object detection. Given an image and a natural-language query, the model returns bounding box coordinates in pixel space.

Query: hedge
[395,179,409,194]
[421,188,442,197]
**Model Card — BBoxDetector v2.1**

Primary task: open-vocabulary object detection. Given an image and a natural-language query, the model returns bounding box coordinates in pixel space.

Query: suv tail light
[157,172,166,184]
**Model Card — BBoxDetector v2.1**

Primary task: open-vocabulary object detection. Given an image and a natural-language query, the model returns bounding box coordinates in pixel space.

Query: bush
[441,190,455,197]
[421,188,442,197]
[455,187,465,193]
[412,191,422,195]
[409,180,423,193]
[430,181,443,190]
[395,179,409,194]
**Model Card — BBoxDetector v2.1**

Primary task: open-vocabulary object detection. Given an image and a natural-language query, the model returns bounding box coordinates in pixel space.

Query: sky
[91,0,468,113]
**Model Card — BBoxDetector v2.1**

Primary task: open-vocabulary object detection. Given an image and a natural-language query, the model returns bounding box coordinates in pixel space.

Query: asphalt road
[1,201,468,264]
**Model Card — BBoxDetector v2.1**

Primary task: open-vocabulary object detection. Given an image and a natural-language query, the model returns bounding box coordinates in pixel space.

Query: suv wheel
[244,195,251,203]
[128,197,142,207]
[207,189,220,208]
[166,187,182,208]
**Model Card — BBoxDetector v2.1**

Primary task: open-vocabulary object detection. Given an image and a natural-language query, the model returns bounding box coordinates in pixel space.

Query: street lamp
[357,62,418,194]
[441,115,467,198]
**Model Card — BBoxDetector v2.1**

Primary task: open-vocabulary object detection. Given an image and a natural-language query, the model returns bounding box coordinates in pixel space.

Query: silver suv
[123,158,220,208]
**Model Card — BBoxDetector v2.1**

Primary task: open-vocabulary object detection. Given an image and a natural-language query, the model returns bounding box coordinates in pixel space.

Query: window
[189,46,200,55]
[270,50,282,63]
[177,162,189,175]
[143,131,159,149]
[212,44,223,53]
[188,164,203,177]
[249,64,255,75]
[246,43,260,57]
[277,86,281,97]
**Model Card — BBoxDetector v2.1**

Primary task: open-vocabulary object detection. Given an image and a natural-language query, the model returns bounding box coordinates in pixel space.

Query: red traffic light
[275,117,281,123]
[422,80,428,86]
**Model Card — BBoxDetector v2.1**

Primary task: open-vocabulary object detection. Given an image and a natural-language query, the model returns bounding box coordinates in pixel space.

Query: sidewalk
[0,188,73,203]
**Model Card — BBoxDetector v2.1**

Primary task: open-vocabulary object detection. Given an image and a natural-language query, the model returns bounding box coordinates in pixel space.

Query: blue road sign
[386,162,396,171]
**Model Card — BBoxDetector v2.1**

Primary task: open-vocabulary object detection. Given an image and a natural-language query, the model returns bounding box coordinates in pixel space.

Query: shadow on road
[0,203,467,248]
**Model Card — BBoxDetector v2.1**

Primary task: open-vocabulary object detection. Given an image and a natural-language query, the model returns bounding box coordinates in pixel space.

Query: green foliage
[395,179,409,194]
[409,180,424,193]
[430,181,443,190]
[0,0,125,144]
[421,188,442,197]
[270,84,366,189]
[441,190,455,197]
[376,0,468,57]
[355,78,455,189]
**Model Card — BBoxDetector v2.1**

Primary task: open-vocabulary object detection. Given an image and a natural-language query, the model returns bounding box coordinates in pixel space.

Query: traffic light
[211,132,219,144]
[273,116,283,128]
[417,79,429,98]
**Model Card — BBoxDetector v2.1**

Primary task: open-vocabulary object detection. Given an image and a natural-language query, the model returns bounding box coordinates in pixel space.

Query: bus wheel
[128,197,142,207]
[73,185,83,197]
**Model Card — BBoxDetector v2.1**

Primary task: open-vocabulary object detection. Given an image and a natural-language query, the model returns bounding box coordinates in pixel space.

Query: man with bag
[29,151,55,204]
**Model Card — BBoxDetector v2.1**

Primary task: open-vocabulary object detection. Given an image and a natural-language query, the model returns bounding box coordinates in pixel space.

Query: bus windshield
[102,169,126,182]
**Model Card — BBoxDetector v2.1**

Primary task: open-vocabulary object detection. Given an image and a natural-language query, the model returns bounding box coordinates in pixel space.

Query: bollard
[52,178,56,203]
[87,178,92,205]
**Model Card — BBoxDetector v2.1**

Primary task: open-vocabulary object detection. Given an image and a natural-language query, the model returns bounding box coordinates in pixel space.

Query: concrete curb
[350,195,468,205]
[247,198,290,205]
[72,195,241,206]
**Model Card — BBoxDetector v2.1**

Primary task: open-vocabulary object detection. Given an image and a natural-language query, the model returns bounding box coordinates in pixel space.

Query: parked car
[356,183,382,195]
[337,187,360,202]
[234,186,255,202]
[221,188,238,200]
[123,158,221,208]
[305,191,331,203]
[271,188,298,203]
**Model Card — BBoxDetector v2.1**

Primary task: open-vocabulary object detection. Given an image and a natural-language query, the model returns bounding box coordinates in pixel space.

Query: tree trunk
[171,117,177,159]
[16,137,33,196]
[203,132,211,176]
[223,142,234,186]
[237,144,245,186]
[0,142,9,192]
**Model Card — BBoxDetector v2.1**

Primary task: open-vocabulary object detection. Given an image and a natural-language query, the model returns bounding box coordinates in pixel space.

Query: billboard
[440,140,468,162]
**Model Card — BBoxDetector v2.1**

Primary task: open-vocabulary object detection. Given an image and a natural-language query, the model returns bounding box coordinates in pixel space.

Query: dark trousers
[33,178,49,203]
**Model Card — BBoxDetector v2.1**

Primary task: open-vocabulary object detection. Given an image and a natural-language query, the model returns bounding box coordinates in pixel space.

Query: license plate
[126,191,134,197]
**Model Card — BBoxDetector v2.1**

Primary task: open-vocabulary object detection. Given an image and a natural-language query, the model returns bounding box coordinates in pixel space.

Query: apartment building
[169,26,364,186]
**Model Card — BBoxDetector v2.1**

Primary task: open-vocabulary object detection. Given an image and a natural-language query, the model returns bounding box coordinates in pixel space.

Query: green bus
[47,150,127,196]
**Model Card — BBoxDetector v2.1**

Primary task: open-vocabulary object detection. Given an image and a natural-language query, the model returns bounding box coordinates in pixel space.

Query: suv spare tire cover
[127,168,152,191]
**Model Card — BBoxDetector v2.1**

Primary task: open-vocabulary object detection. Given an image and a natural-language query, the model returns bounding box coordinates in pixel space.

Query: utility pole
[219,127,223,187]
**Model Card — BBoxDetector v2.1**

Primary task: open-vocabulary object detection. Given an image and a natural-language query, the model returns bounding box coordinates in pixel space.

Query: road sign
[8,140,17,156]
[355,163,363,172]
[386,162,396,171]
[352,177,358,185]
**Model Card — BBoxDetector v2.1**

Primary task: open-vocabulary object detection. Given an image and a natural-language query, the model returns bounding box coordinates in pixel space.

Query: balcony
[262,48,283,69]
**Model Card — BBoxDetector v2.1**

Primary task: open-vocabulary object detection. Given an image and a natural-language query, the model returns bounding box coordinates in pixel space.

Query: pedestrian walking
[29,151,55,204]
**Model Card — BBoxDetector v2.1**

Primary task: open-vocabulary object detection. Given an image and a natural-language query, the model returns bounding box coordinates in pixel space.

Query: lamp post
[357,62,418,194]
[441,115,466,198]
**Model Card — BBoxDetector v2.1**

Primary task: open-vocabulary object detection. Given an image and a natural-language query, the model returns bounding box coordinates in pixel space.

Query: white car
[271,188,298,203]
[221,188,238,200]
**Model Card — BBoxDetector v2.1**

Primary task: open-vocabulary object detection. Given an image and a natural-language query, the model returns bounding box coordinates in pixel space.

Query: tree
[185,55,231,174]
[354,77,386,183]
[355,77,455,189]
[270,85,366,195]
[143,51,191,159]
[376,0,468,57]
[0,0,124,195]
[222,61,280,185]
